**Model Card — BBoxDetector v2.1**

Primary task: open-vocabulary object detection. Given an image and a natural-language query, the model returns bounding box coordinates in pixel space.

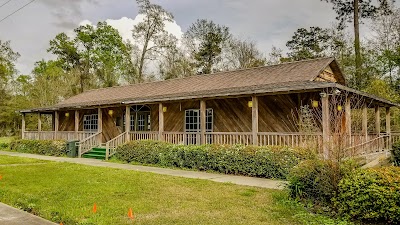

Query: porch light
[312,100,319,108]
[337,105,343,111]
[248,101,253,108]
[108,109,114,116]
[163,106,167,112]
[65,112,70,117]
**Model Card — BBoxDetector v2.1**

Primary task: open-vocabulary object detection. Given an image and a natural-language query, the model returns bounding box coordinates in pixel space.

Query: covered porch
[20,85,398,160]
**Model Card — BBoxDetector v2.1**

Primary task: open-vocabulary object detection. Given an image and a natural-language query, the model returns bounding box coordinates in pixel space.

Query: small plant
[391,141,400,166]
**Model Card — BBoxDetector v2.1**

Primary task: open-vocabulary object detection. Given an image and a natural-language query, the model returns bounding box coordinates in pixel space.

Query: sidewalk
[0,202,56,225]
[0,151,287,190]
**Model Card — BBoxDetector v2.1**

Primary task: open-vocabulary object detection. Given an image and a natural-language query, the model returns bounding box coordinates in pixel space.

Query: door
[185,109,213,144]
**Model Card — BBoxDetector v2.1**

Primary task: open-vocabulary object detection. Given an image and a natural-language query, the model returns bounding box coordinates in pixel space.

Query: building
[20,58,399,159]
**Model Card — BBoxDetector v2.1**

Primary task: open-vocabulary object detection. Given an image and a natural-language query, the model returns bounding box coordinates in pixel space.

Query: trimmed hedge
[9,139,67,156]
[115,140,316,179]
[334,167,400,223]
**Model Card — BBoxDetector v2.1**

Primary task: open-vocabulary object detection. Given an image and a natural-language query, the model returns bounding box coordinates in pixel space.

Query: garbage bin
[66,140,79,158]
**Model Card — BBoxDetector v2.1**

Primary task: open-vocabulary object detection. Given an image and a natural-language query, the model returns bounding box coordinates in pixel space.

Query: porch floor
[0,151,286,190]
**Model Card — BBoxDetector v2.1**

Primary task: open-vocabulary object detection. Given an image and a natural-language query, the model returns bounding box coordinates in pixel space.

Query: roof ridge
[76,57,336,95]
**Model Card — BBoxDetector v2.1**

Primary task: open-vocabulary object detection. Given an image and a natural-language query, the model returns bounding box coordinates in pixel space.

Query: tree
[321,0,395,88]
[224,38,266,69]
[49,21,132,91]
[158,37,195,80]
[184,19,232,74]
[286,27,332,60]
[0,40,20,136]
[132,0,175,82]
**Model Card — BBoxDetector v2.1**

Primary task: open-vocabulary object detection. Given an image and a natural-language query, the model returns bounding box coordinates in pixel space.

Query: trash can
[66,140,79,158]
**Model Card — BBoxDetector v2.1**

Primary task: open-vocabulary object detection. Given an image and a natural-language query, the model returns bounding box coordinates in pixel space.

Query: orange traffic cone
[93,203,97,213]
[128,208,134,219]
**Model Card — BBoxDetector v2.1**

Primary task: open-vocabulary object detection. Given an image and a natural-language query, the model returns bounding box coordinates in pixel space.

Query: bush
[334,167,400,223]
[9,139,67,156]
[391,141,400,166]
[0,142,9,149]
[287,159,358,206]
[115,140,316,179]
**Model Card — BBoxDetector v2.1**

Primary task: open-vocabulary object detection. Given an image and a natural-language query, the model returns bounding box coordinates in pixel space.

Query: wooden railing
[105,132,127,160]
[391,133,400,144]
[162,132,200,145]
[206,132,252,145]
[78,132,102,157]
[344,134,391,157]
[258,132,323,150]
[129,131,159,142]
[23,131,96,141]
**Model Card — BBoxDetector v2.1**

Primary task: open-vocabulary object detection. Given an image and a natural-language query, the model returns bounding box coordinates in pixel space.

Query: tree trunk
[354,0,362,88]
[138,39,149,83]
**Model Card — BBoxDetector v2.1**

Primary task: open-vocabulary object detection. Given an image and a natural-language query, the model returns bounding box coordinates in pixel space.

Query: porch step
[82,147,107,160]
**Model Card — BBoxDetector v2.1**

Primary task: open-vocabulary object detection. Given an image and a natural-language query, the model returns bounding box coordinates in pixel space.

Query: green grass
[0,156,350,225]
[0,155,46,165]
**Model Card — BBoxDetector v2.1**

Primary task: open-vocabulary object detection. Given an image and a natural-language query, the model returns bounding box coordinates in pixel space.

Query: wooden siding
[315,66,339,83]
[57,93,323,142]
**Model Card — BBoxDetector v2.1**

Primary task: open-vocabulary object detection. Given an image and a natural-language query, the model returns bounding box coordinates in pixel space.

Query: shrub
[9,139,67,156]
[287,159,358,206]
[391,141,400,166]
[334,167,400,223]
[115,140,316,179]
[0,142,9,149]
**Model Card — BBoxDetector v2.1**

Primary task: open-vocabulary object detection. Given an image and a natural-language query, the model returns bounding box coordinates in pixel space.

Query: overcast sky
[0,0,399,74]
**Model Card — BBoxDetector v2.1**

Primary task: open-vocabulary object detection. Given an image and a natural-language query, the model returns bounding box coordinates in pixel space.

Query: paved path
[0,202,56,225]
[0,151,287,190]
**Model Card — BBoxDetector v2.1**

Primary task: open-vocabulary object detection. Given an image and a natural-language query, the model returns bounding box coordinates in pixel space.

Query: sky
[0,0,399,75]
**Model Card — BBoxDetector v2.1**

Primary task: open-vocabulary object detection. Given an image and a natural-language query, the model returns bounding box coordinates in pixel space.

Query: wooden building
[20,58,399,159]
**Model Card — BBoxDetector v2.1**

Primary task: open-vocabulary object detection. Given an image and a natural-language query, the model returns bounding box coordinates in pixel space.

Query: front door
[184,109,213,144]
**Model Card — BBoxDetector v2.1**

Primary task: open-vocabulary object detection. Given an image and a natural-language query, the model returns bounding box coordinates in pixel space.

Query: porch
[21,89,398,160]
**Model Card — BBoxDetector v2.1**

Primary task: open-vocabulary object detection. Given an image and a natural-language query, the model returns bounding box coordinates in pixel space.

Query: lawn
[0,156,345,225]
[0,155,46,165]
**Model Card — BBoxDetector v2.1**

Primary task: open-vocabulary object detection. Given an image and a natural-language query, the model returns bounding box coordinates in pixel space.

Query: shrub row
[334,166,400,223]
[9,139,67,156]
[115,140,316,179]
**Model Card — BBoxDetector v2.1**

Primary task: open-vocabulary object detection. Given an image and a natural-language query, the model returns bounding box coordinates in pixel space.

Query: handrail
[105,131,128,160]
[78,132,102,158]
[344,134,391,156]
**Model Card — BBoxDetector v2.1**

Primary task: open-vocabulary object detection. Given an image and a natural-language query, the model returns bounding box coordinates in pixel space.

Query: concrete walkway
[0,202,56,225]
[0,151,287,190]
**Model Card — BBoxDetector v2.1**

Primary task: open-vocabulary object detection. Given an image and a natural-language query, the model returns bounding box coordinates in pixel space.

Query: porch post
[375,106,380,135]
[200,100,206,145]
[345,97,351,146]
[21,113,26,139]
[159,103,164,141]
[322,95,330,159]
[38,112,42,140]
[362,103,368,141]
[98,108,103,143]
[386,107,392,149]
[252,96,259,146]
[75,110,79,140]
[386,107,391,134]
[54,111,59,139]
[125,106,130,141]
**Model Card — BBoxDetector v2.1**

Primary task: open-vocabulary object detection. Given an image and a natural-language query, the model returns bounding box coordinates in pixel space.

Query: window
[83,114,98,132]
[185,109,213,132]
[125,105,151,132]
